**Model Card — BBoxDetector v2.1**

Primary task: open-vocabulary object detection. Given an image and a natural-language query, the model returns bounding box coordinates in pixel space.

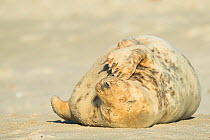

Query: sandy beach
[0,0,210,139]
[1,114,210,139]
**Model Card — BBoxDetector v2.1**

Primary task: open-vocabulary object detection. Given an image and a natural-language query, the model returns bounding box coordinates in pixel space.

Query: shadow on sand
[47,117,196,127]
[173,116,195,123]
[47,120,80,125]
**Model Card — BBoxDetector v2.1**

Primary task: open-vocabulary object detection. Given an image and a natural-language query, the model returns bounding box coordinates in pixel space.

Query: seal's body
[51,36,201,128]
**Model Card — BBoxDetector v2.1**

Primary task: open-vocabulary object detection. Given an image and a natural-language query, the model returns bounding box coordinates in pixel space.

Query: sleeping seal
[51,35,201,128]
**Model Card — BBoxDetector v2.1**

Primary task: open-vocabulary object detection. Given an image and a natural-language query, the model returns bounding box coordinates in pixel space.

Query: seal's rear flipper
[51,96,71,121]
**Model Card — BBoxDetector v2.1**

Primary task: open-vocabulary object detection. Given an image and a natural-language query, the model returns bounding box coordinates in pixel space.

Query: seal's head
[95,76,132,104]
[95,76,153,128]
[95,76,147,110]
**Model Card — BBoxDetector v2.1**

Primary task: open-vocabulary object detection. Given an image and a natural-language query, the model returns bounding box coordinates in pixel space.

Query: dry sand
[0,0,210,139]
[0,114,210,139]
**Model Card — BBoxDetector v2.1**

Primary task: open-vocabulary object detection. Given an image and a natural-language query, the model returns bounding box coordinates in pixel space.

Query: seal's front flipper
[103,41,153,80]
[51,96,71,121]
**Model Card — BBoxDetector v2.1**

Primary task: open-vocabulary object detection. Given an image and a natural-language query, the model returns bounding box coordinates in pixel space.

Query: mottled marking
[98,64,109,74]
[153,47,161,54]
[127,100,137,103]
[119,96,128,103]
[91,109,98,123]
[130,65,161,92]
[132,38,144,45]
[92,95,100,107]
[87,84,91,88]
[157,55,161,59]
[76,81,83,88]
[84,92,90,99]
[147,74,159,87]
[149,68,159,75]
[171,63,177,70]
[171,91,175,96]
[113,114,118,116]
[76,97,82,103]
[160,61,167,68]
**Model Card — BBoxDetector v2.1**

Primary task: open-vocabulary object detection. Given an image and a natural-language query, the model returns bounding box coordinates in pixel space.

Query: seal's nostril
[104,82,110,88]
[101,82,111,91]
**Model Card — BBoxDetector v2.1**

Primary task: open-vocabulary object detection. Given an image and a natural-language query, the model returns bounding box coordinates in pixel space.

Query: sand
[0,114,209,139]
[0,0,210,139]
